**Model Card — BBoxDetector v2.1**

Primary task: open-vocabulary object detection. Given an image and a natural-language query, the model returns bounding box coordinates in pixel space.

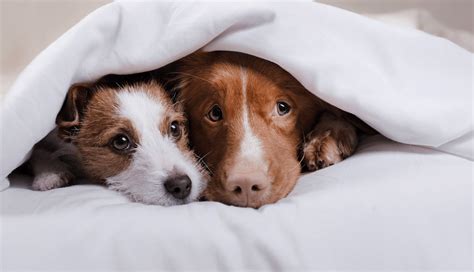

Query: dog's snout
[230,181,265,194]
[164,175,192,199]
[226,172,269,207]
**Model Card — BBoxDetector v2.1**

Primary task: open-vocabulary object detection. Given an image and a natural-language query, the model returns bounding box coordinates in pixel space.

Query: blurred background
[1,0,472,97]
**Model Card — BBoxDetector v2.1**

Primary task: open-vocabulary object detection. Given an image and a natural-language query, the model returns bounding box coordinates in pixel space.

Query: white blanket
[0,1,472,190]
[2,136,472,270]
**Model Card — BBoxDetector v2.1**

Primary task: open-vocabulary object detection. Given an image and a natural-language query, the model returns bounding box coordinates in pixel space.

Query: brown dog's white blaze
[175,52,327,208]
[220,68,271,207]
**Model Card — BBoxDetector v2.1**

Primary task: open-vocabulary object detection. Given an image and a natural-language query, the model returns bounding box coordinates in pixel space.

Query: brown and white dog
[29,80,206,206]
[167,51,371,208]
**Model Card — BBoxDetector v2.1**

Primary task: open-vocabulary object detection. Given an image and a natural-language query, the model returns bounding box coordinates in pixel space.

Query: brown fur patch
[74,88,134,180]
[303,111,358,171]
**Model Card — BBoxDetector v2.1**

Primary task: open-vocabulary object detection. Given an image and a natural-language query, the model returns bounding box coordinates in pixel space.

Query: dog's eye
[170,121,181,139]
[208,105,223,122]
[111,134,131,151]
[276,101,291,115]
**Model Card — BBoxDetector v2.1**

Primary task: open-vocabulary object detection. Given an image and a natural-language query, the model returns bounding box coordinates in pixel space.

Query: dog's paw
[32,172,72,191]
[302,128,357,171]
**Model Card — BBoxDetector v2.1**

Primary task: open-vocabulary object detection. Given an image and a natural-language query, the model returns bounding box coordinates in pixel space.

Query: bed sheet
[1,135,471,270]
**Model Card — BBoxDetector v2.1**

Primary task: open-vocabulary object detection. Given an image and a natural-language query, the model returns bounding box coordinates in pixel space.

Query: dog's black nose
[164,175,192,199]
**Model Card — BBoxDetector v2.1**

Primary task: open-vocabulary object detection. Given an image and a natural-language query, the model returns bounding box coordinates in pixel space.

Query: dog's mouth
[221,198,269,209]
[200,186,273,209]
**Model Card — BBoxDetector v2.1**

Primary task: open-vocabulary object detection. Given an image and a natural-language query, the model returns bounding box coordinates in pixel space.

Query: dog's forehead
[115,87,170,131]
[208,63,240,83]
[209,63,283,98]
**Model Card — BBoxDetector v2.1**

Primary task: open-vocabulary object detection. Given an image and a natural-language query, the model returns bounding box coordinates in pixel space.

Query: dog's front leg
[30,147,75,191]
[29,131,76,191]
[302,111,358,171]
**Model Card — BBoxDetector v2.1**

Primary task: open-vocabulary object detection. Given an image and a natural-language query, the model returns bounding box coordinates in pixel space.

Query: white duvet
[0,1,472,270]
[2,136,472,270]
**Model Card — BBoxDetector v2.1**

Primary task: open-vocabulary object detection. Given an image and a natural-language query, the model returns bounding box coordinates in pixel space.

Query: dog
[166,51,372,208]
[28,80,207,206]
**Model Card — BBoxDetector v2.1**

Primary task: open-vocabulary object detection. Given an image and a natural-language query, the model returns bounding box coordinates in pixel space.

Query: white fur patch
[237,68,267,169]
[105,89,204,206]
[32,172,68,191]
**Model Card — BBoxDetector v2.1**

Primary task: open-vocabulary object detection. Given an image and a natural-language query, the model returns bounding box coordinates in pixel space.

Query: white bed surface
[1,136,471,270]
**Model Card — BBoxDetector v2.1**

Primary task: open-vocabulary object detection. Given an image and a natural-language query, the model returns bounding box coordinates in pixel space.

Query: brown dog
[167,51,369,208]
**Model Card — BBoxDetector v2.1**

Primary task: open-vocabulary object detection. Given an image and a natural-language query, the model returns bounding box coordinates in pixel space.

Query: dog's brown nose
[225,172,269,207]
[164,175,192,199]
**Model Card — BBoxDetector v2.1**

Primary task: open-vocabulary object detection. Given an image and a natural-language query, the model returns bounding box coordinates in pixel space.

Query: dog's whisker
[194,151,213,175]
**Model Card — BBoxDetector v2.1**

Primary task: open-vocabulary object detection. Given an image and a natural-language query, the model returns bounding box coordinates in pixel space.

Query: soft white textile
[0,1,472,190]
[366,9,474,52]
[1,136,472,270]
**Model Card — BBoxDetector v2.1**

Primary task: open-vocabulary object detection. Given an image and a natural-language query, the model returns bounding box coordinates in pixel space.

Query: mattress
[1,135,471,270]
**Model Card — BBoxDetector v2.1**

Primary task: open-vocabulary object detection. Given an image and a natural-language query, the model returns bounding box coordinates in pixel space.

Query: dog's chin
[202,190,270,209]
[125,190,198,206]
[139,196,189,206]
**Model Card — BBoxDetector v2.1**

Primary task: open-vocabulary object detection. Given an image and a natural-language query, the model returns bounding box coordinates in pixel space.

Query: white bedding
[2,136,472,270]
[1,1,472,270]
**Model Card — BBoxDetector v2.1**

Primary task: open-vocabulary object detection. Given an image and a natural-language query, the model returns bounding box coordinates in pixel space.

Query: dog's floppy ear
[56,83,93,141]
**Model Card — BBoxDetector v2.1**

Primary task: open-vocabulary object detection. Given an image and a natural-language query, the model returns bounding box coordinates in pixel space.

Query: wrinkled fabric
[1,136,472,270]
